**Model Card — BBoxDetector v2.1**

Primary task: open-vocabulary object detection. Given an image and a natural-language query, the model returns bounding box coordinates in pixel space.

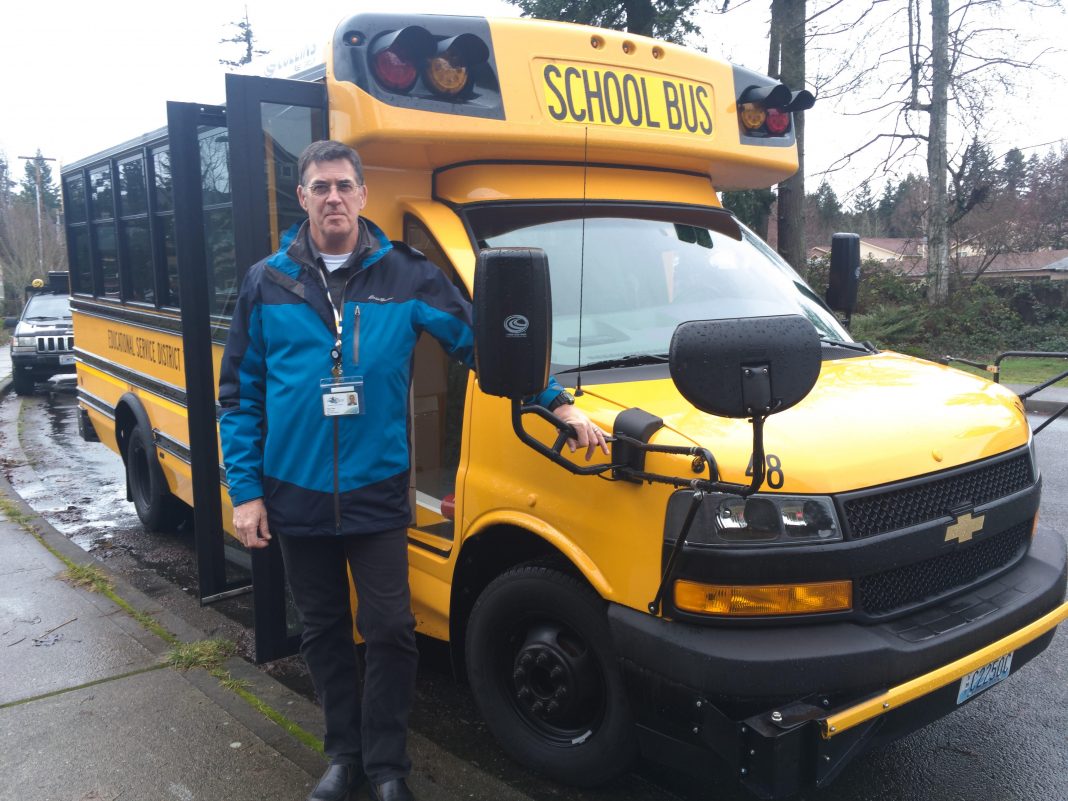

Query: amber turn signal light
[674,579,852,616]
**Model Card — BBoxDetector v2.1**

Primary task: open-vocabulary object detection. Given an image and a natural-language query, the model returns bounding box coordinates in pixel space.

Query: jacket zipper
[352,305,360,367]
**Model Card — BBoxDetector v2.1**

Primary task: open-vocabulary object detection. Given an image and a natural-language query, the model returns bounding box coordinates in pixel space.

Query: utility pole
[17,154,57,275]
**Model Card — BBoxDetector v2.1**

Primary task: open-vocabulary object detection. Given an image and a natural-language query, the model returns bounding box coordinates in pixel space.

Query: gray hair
[297,140,365,186]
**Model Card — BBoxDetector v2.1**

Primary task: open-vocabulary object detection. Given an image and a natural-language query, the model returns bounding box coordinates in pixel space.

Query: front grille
[843,454,1033,539]
[856,520,1032,616]
[36,335,74,353]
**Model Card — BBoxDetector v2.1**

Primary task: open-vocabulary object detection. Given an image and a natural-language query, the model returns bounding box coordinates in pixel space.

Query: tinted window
[206,208,236,316]
[119,156,148,216]
[89,166,114,220]
[68,227,92,293]
[160,215,180,308]
[64,175,87,224]
[153,148,173,211]
[96,223,119,297]
[124,220,154,302]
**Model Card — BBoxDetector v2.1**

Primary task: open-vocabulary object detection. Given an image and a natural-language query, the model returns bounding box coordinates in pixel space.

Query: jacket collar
[268,219,393,280]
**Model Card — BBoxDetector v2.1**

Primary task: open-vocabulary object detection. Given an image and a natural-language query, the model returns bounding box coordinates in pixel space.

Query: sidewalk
[0,484,318,801]
[0,451,535,800]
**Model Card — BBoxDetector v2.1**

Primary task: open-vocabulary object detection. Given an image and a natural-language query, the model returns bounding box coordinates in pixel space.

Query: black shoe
[307,762,366,801]
[369,778,415,801]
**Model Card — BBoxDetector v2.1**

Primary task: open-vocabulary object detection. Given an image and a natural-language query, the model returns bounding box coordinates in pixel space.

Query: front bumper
[12,352,77,378]
[608,527,1067,798]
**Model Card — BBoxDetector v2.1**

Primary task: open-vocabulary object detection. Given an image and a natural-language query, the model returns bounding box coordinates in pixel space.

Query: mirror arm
[512,401,615,476]
[648,489,705,616]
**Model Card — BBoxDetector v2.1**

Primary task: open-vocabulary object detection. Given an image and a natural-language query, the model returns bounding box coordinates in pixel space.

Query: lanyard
[320,274,345,378]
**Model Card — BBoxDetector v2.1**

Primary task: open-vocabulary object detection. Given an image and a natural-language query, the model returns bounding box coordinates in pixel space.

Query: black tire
[12,371,34,396]
[126,424,186,532]
[465,565,637,787]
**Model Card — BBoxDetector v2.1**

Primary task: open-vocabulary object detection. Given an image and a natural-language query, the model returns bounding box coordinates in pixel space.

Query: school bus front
[322,14,1067,798]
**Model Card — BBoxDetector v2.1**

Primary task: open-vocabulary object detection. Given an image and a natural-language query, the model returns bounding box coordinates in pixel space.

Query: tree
[768,0,807,269]
[818,1,1056,302]
[0,149,65,306]
[219,6,268,68]
[720,188,776,239]
[511,0,706,43]
[18,150,60,211]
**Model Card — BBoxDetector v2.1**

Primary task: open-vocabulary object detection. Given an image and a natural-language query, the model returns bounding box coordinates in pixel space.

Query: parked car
[4,272,75,396]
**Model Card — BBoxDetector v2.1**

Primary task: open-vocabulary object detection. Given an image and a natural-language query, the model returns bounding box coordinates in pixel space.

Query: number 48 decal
[746,453,785,489]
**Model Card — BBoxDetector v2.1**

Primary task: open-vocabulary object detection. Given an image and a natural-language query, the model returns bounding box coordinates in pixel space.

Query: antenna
[575,126,589,397]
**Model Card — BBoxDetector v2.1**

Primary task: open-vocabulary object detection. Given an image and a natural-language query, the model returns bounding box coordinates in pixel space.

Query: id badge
[321,376,365,417]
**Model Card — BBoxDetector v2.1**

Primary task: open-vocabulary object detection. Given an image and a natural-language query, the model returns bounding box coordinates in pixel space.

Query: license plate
[957,651,1013,704]
[59,354,75,365]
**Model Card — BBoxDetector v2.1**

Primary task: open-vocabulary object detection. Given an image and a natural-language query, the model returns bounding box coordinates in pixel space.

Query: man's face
[297,159,367,253]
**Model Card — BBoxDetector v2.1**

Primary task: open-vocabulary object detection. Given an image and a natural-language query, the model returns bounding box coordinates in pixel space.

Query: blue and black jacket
[219,219,562,536]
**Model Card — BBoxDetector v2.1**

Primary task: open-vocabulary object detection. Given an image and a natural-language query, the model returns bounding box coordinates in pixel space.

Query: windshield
[468,204,850,370]
[23,293,71,320]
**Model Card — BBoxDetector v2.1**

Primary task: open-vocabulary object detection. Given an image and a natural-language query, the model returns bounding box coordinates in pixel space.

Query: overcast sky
[2,0,1065,204]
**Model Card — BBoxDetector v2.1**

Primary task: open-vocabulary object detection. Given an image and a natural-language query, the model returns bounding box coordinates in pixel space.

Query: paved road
[2,389,1065,801]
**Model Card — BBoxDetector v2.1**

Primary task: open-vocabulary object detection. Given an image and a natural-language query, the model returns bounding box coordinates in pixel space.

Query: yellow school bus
[62,13,1066,798]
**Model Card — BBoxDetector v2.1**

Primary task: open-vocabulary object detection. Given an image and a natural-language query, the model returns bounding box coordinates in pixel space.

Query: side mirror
[3,317,18,329]
[669,315,821,418]
[826,232,860,316]
[473,247,551,399]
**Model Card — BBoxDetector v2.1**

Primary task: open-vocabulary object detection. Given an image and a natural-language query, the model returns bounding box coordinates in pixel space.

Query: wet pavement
[0,368,1065,801]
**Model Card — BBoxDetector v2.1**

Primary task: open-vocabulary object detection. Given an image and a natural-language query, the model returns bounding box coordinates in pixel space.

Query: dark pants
[277,528,417,783]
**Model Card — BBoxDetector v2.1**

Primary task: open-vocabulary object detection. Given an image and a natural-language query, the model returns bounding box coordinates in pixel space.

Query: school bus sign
[539,60,714,135]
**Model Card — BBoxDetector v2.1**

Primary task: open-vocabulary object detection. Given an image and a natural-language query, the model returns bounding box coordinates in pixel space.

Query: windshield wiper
[558,353,669,373]
[819,336,876,354]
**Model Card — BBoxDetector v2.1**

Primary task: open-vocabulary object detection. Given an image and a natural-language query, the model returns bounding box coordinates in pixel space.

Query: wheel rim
[503,617,607,745]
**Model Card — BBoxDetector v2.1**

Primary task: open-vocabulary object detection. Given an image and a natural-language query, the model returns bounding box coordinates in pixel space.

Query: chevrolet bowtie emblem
[945,512,985,544]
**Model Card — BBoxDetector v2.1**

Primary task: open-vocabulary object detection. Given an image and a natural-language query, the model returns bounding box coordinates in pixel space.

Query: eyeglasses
[304,180,362,198]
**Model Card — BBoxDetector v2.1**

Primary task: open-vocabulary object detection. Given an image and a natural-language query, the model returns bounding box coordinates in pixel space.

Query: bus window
[199,126,237,317]
[152,147,180,307]
[260,102,321,253]
[63,174,91,294]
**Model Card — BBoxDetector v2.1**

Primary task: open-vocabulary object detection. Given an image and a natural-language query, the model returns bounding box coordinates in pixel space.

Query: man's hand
[552,403,609,461]
[233,498,272,549]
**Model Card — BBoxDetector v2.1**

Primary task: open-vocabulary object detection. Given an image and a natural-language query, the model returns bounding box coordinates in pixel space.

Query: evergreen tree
[1001,148,1027,197]
[18,150,60,212]
[720,188,776,239]
[852,179,876,236]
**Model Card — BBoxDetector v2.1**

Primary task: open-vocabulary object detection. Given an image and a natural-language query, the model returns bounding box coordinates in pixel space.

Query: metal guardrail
[942,351,1068,435]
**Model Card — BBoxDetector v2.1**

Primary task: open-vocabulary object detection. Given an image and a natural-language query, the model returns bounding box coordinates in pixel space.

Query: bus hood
[582,351,1030,494]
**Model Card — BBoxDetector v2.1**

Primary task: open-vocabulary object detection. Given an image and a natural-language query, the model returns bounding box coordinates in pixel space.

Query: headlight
[15,335,36,347]
[667,491,842,547]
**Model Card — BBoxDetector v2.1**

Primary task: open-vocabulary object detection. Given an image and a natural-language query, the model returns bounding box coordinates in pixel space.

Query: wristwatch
[547,390,575,411]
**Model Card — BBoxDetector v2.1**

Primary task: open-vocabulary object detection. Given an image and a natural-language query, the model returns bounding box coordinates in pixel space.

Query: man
[219,140,605,801]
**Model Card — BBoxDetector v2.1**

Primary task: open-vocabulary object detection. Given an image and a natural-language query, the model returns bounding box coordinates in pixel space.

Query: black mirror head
[669,315,821,419]
[473,247,552,399]
[826,233,861,314]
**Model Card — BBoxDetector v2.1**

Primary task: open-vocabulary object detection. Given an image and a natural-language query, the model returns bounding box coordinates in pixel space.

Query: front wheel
[126,423,186,532]
[465,564,637,787]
